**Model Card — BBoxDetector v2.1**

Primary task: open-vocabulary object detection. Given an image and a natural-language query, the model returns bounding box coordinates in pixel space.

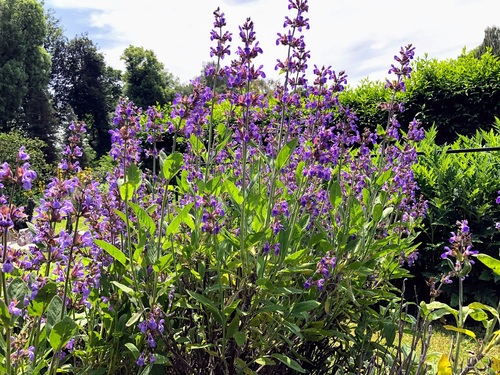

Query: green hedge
[340,51,500,145]
[410,121,500,307]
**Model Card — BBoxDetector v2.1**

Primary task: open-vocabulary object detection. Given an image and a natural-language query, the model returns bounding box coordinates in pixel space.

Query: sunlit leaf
[276,138,298,170]
[49,316,78,351]
[95,240,127,266]
[271,354,306,373]
[437,353,452,375]
[476,253,500,276]
[443,324,476,339]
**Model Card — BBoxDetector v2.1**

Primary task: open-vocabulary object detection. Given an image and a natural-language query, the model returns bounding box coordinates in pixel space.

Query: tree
[0,0,57,162]
[49,34,122,158]
[474,26,500,58]
[121,45,177,108]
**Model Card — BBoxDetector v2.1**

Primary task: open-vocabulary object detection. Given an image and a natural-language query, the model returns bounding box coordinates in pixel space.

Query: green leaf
[283,320,303,339]
[49,316,78,350]
[127,163,142,188]
[153,253,173,273]
[295,161,305,183]
[161,151,183,180]
[329,180,342,208]
[28,299,45,317]
[46,295,64,335]
[227,315,240,338]
[119,181,135,201]
[271,354,306,373]
[233,331,246,347]
[166,203,194,236]
[223,299,241,316]
[95,240,127,266]
[290,300,321,316]
[276,138,298,170]
[0,299,11,326]
[469,308,488,322]
[33,281,57,304]
[7,277,28,305]
[443,325,476,339]
[475,253,500,276]
[468,302,499,318]
[255,357,276,366]
[128,201,156,236]
[189,134,206,156]
[284,249,308,264]
[111,281,135,296]
[187,291,223,325]
[153,354,170,365]
[372,203,383,222]
[376,169,393,187]
[27,281,57,317]
[125,342,140,360]
[223,179,243,205]
[126,311,144,327]
[425,301,459,317]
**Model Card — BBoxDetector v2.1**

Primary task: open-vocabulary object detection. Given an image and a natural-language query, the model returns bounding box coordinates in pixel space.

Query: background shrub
[0,130,53,201]
[409,121,500,308]
[339,51,500,145]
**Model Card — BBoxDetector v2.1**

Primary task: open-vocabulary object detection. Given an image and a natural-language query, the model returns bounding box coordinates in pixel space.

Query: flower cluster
[440,220,478,283]
[59,121,86,174]
[136,305,165,366]
[0,148,37,191]
[304,252,337,291]
[385,44,415,92]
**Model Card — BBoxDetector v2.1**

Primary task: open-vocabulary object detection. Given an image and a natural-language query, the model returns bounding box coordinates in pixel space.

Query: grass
[401,323,500,373]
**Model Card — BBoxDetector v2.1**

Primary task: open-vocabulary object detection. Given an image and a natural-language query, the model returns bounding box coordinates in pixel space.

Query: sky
[43,0,500,87]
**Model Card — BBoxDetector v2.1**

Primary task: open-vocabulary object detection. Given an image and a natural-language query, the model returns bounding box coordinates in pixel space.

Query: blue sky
[43,0,500,86]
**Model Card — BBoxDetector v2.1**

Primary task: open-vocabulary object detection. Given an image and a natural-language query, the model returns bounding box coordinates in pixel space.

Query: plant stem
[453,275,464,373]
[61,213,81,320]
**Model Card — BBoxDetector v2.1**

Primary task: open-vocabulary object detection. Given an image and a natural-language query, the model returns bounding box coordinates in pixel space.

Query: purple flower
[263,241,270,255]
[316,278,325,291]
[20,163,37,190]
[2,259,13,273]
[407,119,425,142]
[17,146,30,161]
[8,299,22,316]
[304,277,312,289]
[441,246,453,259]
[27,346,35,362]
[136,353,145,366]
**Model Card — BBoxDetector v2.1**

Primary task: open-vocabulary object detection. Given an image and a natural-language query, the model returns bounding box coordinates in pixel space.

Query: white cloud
[45,0,500,85]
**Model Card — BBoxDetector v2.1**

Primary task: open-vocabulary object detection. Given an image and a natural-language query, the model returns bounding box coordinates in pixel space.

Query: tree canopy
[121,45,177,108]
[0,0,57,161]
[49,33,122,158]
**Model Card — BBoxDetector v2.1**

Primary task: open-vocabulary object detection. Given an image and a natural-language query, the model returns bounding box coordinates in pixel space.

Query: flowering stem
[239,105,249,278]
[121,145,144,312]
[0,232,7,300]
[205,58,221,184]
[61,212,81,320]
[152,131,178,304]
[5,323,11,375]
[453,275,464,373]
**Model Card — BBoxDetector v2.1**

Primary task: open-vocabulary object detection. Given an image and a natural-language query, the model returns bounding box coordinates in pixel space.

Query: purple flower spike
[17,146,30,161]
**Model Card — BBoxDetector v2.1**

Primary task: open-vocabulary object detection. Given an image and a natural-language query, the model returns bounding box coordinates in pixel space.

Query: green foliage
[411,122,500,306]
[49,34,122,158]
[404,52,500,144]
[0,130,53,190]
[121,45,177,108]
[340,51,500,145]
[0,0,58,162]
[339,78,395,131]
